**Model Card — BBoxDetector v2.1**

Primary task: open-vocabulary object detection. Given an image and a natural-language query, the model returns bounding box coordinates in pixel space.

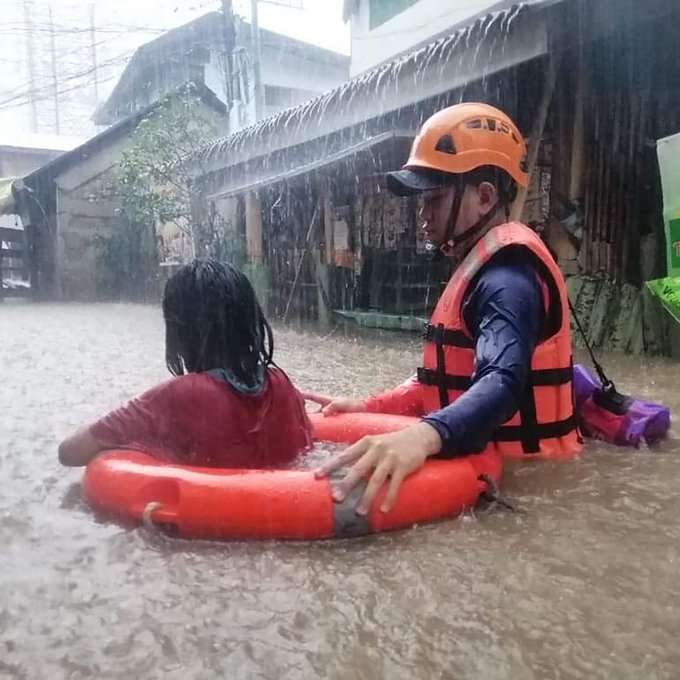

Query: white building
[94,12,350,135]
[343,0,544,76]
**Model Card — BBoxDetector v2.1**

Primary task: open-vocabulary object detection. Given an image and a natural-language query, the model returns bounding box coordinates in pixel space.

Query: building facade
[342,0,545,76]
[193,0,680,355]
[20,88,227,300]
[94,12,349,135]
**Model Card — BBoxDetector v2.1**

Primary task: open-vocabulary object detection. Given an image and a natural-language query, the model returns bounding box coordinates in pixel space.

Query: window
[369,0,418,30]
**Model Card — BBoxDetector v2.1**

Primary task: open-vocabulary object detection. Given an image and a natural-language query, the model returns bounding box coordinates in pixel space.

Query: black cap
[386,167,459,197]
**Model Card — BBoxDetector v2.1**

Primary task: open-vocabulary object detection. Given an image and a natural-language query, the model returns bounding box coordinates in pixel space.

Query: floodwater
[1,302,679,680]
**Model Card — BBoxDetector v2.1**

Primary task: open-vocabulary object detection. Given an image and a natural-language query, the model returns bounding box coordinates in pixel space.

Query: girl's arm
[58,427,110,467]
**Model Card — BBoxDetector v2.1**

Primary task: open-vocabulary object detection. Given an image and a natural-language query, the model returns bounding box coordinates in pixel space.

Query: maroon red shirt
[89,367,313,468]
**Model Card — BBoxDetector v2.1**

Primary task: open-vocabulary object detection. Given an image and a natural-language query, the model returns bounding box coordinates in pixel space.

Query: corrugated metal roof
[208,130,415,199]
[197,1,554,174]
[0,177,18,216]
[25,82,225,188]
[354,0,561,75]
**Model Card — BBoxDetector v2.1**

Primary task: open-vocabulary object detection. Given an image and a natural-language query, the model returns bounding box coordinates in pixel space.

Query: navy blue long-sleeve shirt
[422,250,544,457]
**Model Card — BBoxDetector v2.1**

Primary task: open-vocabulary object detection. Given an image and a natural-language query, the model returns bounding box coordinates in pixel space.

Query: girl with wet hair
[163,259,274,389]
[59,260,312,468]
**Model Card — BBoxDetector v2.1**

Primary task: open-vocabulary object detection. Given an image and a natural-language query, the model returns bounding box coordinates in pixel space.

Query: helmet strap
[441,176,505,259]
[436,177,464,258]
[424,179,508,260]
[450,200,501,249]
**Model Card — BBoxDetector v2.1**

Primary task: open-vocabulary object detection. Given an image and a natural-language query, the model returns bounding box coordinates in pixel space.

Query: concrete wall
[348,0,502,75]
[107,40,346,135]
[53,135,132,299]
[56,100,231,298]
[56,179,119,300]
[218,41,348,134]
[204,52,230,110]
[260,43,348,94]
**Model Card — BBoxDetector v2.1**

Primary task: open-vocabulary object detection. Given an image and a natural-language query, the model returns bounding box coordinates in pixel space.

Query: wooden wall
[551,6,680,285]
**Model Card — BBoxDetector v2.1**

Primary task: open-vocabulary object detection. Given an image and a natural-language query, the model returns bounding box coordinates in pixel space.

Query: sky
[0,0,350,138]
[99,0,350,54]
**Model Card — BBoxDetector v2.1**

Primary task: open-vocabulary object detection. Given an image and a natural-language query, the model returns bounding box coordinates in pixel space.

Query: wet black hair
[162,259,274,390]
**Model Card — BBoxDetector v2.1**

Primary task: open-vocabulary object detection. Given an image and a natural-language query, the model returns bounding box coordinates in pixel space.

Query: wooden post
[323,193,333,264]
[568,4,586,203]
[313,246,331,326]
[395,241,403,313]
[245,191,263,264]
[315,183,333,326]
[511,56,558,221]
[569,71,585,202]
[369,192,383,309]
[283,206,319,323]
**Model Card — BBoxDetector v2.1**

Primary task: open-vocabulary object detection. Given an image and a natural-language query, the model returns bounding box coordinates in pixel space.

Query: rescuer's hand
[314,422,442,514]
[300,392,367,416]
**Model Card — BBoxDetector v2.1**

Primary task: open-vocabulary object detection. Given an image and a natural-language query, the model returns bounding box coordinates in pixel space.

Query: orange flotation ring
[82,413,502,540]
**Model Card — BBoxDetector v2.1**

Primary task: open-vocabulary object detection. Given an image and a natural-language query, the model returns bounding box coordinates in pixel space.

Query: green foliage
[96,88,225,298]
[118,89,220,244]
[93,221,156,300]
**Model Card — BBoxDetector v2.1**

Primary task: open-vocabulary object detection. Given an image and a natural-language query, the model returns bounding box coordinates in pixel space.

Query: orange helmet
[387,103,528,195]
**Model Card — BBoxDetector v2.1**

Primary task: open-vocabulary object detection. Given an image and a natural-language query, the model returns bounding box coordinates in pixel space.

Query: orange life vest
[417,222,582,460]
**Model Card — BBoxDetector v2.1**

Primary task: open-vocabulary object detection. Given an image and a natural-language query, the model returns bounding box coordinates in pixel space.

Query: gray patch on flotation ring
[330,471,371,538]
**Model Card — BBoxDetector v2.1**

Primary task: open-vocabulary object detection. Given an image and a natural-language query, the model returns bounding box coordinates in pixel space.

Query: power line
[0,72,121,114]
[0,49,136,111]
[0,21,169,35]
[90,3,99,105]
[22,0,38,131]
[48,4,60,133]
[0,19,230,114]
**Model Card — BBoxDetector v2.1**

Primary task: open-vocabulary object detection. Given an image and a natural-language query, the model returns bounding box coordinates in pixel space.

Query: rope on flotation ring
[477,474,524,514]
[142,501,163,531]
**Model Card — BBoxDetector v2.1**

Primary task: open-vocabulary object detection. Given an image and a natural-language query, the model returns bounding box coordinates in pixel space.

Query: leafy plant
[97,87,228,298]
[118,87,222,259]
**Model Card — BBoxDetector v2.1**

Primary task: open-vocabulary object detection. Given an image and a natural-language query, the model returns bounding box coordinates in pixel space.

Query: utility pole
[22,0,38,132]
[250,0,264,120]
[48,5,60,134]
[90,3,99,107]
[220,0,235,115]
[247,1,303,121]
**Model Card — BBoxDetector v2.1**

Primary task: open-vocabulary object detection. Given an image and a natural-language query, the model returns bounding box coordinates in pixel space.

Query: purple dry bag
[572,364,671,447]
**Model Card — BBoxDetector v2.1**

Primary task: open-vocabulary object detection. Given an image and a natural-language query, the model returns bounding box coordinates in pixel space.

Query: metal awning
[0,177,19,216]
[199,1,553,176]
[208,130,415,200]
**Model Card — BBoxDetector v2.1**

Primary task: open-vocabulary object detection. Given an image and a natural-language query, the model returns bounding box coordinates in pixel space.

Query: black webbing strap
[418,364,576,452]
[434,324,450,408]
[493,415,578,443]
[416,366,572,391]
[421,313,577,452]
[517,378,540,453]
[417,367,471,391]
[423,323,474,348]
[528,366,572,386]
